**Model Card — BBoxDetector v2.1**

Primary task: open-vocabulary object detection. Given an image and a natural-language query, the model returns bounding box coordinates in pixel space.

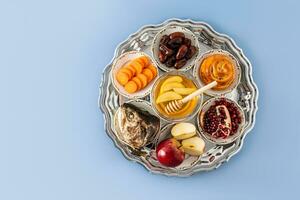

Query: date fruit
[174,59,187,69]
[169,32,185,40]
[160,35,170,45]
[176,45,188,60]
[159,44,174,56]
[168,37,183,49]
[159,51,167,63]
[165,56,176,67]
[185,45,197,59]
[183,38,191,47]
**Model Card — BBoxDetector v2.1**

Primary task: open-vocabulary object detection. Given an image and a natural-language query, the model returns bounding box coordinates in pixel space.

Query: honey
[199,53,236,90]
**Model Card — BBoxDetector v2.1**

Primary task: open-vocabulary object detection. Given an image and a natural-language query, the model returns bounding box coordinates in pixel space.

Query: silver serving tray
[98,18,258,176]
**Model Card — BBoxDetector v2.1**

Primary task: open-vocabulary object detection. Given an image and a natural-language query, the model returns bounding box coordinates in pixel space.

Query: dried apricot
[125,64,136,76]
[137,56,149,66]
[119,68,133,79]
[133,60,144,73]
[148,64,157,77]
[132,77,142,90]
[116,72,129,86]
[137,74,148,88]
[124,81,138,93]
[142,68,154,82]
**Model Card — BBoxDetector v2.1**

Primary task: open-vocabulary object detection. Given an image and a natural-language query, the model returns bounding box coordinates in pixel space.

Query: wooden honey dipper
[164,81,217,114]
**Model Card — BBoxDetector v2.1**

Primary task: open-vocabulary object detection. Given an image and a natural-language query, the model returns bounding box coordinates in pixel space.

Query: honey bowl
[193,49,241,96]
[151,71,203,122]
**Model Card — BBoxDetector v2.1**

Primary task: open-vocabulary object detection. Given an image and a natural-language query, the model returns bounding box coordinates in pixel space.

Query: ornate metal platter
[99,18,258,176]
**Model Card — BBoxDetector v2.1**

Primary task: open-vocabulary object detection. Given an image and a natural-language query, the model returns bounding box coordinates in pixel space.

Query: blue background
[1,0,299,199]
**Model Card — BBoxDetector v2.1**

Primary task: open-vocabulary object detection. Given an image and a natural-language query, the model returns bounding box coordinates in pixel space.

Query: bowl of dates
[152,26,199,72]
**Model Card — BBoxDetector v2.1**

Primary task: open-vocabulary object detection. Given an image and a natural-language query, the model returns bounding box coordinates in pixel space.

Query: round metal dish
[98,18,258,176]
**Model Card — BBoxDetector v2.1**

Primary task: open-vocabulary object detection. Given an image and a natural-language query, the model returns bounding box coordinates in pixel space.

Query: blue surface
[0,0,299,199]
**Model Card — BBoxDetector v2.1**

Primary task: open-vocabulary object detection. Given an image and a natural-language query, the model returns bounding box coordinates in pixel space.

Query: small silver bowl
[197,97,245,145]
[193,49,241,96]
[111,51,159,99]
[152,25,200,72]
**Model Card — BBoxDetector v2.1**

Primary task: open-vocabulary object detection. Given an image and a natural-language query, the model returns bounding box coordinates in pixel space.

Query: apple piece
[156,91,182,104]
[159,76,183,94]
[171,122,196,140]
[173,87,196,95]
[181,137,205,156]
[162,76,183,85]
[160,82,185,93]
[156,138,185,167]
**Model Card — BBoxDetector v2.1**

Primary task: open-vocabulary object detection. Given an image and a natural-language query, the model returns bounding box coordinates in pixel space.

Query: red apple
[156,138,185,167]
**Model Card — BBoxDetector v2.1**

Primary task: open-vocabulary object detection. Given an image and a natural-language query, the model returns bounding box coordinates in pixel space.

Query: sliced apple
[156,91,182,104]
[181,136,205,156]
[160,76,183,94]
[173,88,196,95]
[171,122,196,140]
[160,82,185,93]
[162,76,183,85]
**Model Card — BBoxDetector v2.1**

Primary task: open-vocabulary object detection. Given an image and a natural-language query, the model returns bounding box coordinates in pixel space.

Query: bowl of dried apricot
[111,51,159,98]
